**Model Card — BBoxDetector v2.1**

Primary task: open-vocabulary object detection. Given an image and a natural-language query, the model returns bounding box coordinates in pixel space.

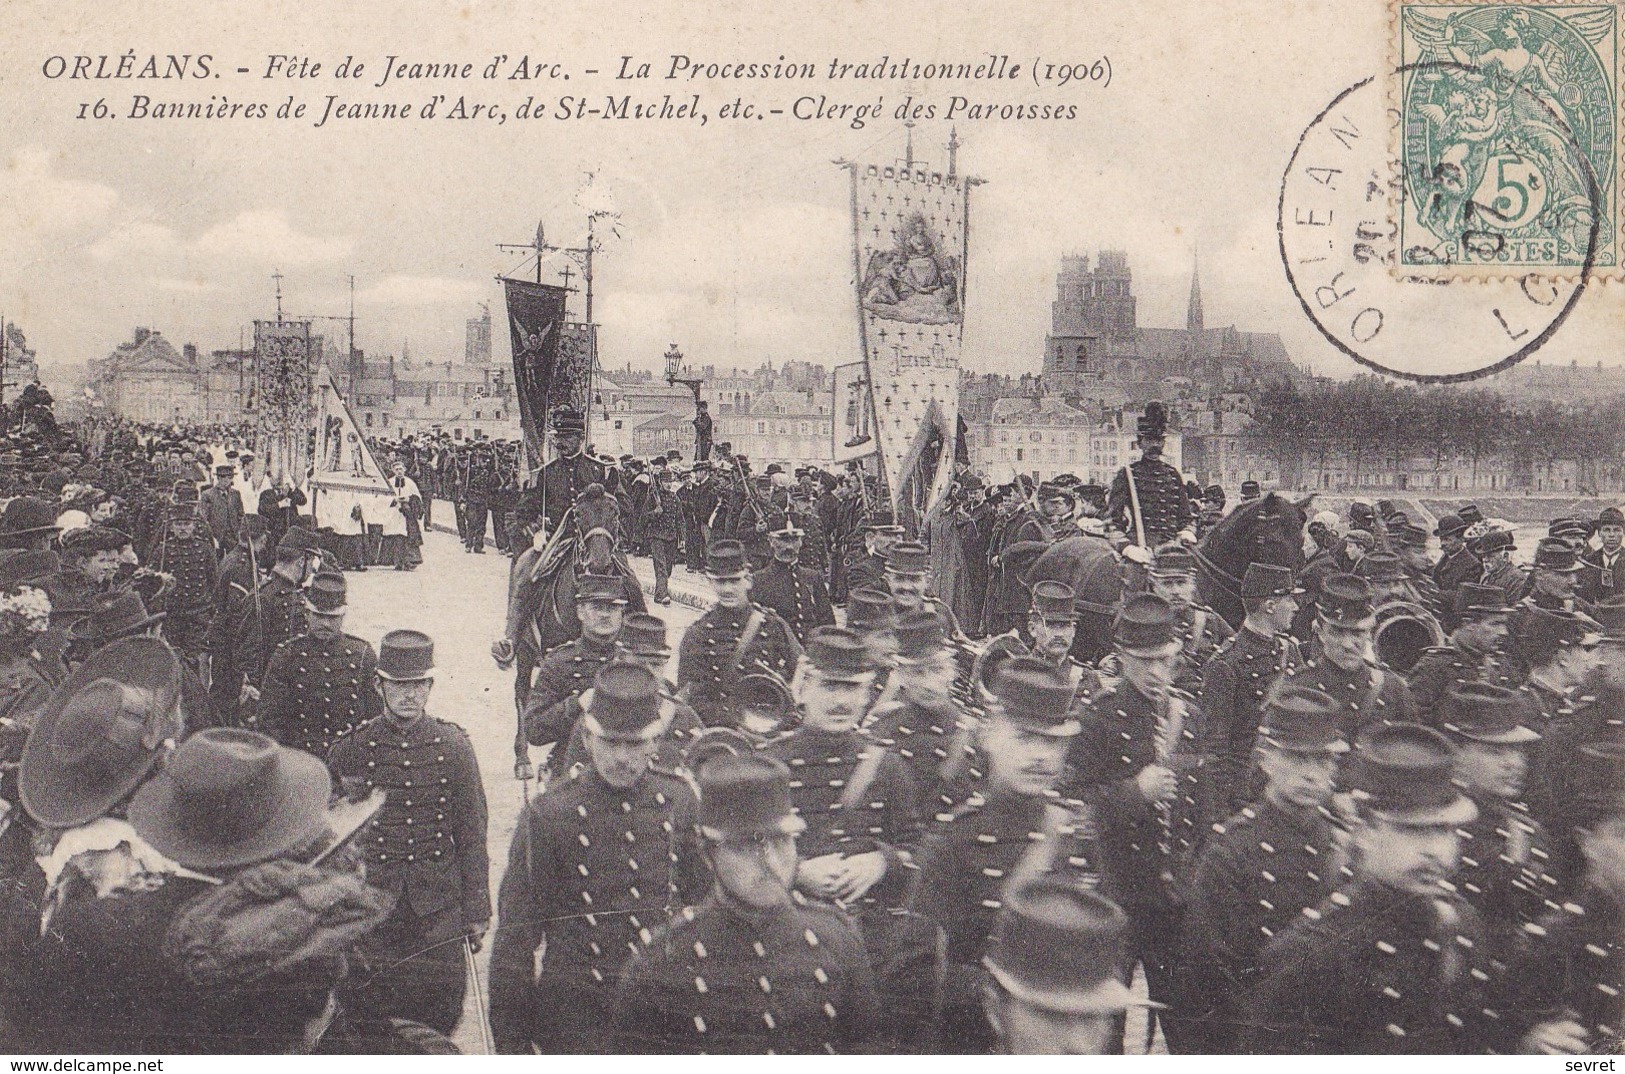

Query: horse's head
[1203,492,1313,574]
[574,483,620,572]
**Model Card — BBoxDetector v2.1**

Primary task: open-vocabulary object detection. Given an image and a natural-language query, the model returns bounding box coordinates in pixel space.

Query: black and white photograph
[0,0,1621,1058]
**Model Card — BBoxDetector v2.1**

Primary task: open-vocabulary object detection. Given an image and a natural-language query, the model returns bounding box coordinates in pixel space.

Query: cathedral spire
[1186,245,1204,334]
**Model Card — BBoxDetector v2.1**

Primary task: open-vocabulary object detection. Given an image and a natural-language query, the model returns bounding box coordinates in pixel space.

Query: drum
[1373,600,1445,673]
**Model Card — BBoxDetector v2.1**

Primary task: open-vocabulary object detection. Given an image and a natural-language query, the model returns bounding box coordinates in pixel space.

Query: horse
[1194,492,1314,628]
[1023,532,1124,666]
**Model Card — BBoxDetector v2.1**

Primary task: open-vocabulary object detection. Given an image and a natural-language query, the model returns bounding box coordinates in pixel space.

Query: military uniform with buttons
[614,754,881,1053]
[327,631,490,1037]
[1246,725,1499,1054]
[677,542,801,729]
[909,657,1105,1054]
[1407,582,1521,719]
[1198,564,1306,820]
[865,606,977,817]
[153,499,218,661]
[489,664,705,1053]
[257,624,383,759]
[1181,685,1350,1053]
[232,528,322,691]
[1104,404,1192,548]
[750,522,836,644]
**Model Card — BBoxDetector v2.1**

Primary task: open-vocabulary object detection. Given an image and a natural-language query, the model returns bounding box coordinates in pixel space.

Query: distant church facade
[1040,251,1304,403]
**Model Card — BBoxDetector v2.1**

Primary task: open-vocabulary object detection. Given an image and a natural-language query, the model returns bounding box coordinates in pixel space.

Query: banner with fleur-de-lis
[251,319,314,485]
[846,158,973,510]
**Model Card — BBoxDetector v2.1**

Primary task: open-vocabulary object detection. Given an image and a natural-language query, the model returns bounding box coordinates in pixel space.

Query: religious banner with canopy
[842,146,974,516]
[310,367,404,536]
[251,319,315,485]
[502,278,597,469]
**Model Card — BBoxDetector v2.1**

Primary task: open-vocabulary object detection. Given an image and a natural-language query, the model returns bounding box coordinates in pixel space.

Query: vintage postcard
[0,0,1621,1059]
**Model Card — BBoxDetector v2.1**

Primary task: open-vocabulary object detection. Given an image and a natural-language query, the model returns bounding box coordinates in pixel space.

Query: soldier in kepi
[328,629,491,1038]
[677,540,801,729]
[1148,540,1233,691]
[982,881,1157,1055]
[523,407,618,541]
[1106,402,1193,549]
[614,752,881,1053]
[489,662,704,1054]
[254,571,383,757]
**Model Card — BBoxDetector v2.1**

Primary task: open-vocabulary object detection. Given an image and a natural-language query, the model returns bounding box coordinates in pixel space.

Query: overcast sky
[3,0,1620,383]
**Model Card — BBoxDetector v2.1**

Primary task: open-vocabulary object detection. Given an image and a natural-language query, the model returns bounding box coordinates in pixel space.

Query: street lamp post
[663,343,710,461]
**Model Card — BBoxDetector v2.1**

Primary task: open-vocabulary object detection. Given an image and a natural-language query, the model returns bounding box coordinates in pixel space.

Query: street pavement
[340,525,703,1052]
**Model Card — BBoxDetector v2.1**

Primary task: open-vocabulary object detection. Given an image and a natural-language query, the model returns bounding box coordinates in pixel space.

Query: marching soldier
[867,609,977,816]
[763,627,936,1052]
[677,541,801,729]
[982,882,1157,1055]
[460,437,502,553]
[1576,505,1625,606]
[489,663,704,1053]
[1105,402,1192,549]
[1495,741,1623,1055]
[1148,541,1233,692]
[232,527,323,711]
[1407,583,1520,717]
[1283,573,1414,738]
[521,574,628,768]
[255,571,383,757]
[1197,563,1305,819]
[614,753,881,1053]
[1181,685,1349,1053]
[1437,683,1560,960]
[153,497,218,672]
[909,656,1104,1054]
[847,510,905,596]
[750,513,835,643]
[1247,724,1500,1054]
[1066,594,1202,1048]
[884,540,963,637]
[329,630,491,1037]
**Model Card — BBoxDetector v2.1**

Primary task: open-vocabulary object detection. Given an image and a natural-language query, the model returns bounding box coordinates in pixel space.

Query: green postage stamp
[1395,1,1621,277]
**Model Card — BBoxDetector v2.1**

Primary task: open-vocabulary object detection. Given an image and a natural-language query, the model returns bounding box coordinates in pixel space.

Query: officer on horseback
[523,408,618,541]
[1106,402,1193,550]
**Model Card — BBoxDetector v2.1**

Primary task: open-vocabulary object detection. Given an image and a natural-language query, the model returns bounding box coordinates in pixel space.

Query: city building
[967,397,1182,485]
[1040,251,1304,403]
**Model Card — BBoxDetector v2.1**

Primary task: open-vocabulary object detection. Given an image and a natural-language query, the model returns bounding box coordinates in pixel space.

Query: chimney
[134,327,152,346]
[183,344,198,364]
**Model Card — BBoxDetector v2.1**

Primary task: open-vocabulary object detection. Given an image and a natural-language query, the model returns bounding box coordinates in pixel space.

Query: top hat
[376,630,435,681]
[581,662,664,740]
[1347,723,1478,826]
[302,572,348,615]
[128,728,332,871]
[804,627,873,682]
[696,753,806,844]
[575,573,629,606]
[1029,580,1077,623]
[1239,480,1262,498]
[1241,563,1303,600]
[1471,528,1515,556]
[1354,551,1408,583]
[1456,583,1512,619]
[1439,682,1540,744]
[884,541,930,576]
[705,540,749,579]
[0,549,59,590]
[1533,538,1582,572]
[1317,574,1377,630]
[895,608,946,661]
[1435,515,1470,540]
[1571,741,1625,827]
[70,591,167,645]
[1136,403,1169,439]
[1113,594,1180,657]
[988,656,1081,736]
[0,497,62,540]
[1257,684,1349,755]
[1150,542,1195,576]
[551,408,586,433]
[1598,506,1625,528]
[617,613,671,658]
[846,588,896,633]
[983,879,1153,1014]
[19,637,183,828]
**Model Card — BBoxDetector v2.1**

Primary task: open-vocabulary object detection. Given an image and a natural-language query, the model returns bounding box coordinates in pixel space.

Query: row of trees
[1241,377,1625,492]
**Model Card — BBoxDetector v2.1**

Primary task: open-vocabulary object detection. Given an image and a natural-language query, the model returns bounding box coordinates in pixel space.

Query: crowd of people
[0,399,1617,1056]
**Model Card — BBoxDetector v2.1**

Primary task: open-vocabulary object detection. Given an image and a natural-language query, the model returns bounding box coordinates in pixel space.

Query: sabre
[462,935,496,1055]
